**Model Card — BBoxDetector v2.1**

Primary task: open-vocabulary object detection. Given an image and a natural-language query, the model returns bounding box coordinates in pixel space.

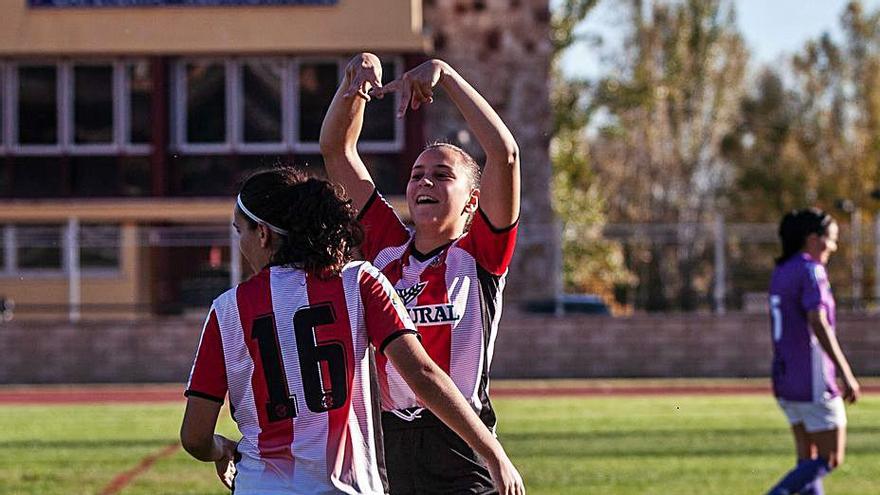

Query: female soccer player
[179,168,524,495]
[766,208,861,495]
[320,54,520,494]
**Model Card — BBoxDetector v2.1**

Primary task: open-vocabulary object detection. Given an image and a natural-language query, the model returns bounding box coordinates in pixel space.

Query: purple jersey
[769,253,839,402]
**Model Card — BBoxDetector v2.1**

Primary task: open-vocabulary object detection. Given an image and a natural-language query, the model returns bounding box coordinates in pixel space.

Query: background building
[0,0,557,319]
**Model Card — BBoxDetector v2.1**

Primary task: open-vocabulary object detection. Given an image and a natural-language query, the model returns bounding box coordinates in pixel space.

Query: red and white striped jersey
[359,190,517,426]
[185,262,416,495]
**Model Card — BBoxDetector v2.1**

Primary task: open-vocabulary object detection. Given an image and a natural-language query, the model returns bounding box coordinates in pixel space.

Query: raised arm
[384,334,525,495]
[808,309,861,403]
[318,53,382,211]
[375,59,520,228]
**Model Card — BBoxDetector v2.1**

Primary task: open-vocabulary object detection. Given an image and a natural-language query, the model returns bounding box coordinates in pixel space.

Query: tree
[729,2,880,218]
[588,0,748,310]
[551,1,635,304]
[725,1,880,302]
[722,69,806,220]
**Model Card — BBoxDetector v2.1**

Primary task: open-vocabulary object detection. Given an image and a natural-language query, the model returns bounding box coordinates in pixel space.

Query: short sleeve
[357,189,411,262]
[184,309,228,403]
[800,263,826,313]
[455,208,518,276]
[359,263,418,354]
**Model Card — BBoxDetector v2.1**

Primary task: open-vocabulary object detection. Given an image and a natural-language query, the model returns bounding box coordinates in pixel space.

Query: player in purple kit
[766,208,861,495]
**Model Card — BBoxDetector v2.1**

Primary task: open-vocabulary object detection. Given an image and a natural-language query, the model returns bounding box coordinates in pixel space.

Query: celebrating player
[766,208,861,495]
[320,54,520,494]
[179,168,524,495]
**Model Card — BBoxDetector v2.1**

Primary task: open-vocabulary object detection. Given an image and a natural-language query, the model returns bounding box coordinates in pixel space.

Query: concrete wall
[2,312,877,383]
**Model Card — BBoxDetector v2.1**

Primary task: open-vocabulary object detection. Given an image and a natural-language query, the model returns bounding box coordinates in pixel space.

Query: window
[297,60,339,146]
[173,155,239,196]
[71,156,120,197]
[127,61,152,145]
[174,58,289,153]
[0,160,8,195]
[0,223,120,275]
[13,157,65,198]
[172,56,402,155]
[0,63,5,151]
[16,224,63,270]
[184,60,227,145]
[73,64,114,145]
[9,61,152,155]
[361,60,400,145]
[119,156,151,197]
[242,60,284,144]
[80,224,121,270]
[17,64,58,147]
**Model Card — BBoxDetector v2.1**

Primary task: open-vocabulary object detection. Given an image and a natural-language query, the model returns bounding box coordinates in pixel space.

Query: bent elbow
[318,133,335,156]
[179,427,197,455]
[180,426,211,461]
[319,134,354,160]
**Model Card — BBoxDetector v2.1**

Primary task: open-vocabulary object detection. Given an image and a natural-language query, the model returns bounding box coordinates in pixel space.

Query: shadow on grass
[500,427,880,458]
[0,439,176,449]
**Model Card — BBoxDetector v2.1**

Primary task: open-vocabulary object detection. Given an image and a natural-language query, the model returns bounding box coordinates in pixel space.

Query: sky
[560,0,880,79]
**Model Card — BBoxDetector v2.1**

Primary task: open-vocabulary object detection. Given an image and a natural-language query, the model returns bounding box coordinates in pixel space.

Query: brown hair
[237,167,363,276]
[776,208,834,265]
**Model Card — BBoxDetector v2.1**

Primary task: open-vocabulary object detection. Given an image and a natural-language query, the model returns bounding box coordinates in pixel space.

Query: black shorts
[381,409,497,495]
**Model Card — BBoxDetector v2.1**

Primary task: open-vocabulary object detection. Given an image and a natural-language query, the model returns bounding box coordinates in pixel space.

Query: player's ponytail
[274,177,363,276]
[776,208,833,265]
[237,167,363,276]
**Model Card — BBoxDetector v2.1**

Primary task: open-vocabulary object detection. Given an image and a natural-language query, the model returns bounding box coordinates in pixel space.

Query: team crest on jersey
[396,282,427,306]
[395,282,461,326]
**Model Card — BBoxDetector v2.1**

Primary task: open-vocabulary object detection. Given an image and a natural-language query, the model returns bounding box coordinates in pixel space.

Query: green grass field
[2,393,878,494]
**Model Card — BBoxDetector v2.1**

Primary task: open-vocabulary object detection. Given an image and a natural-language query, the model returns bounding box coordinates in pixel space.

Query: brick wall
[492,311,880,378]
[2,312,877,383]
[1,318,200,384]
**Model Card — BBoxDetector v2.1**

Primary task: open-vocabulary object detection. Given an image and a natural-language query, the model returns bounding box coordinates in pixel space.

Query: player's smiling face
[406,147,478,235]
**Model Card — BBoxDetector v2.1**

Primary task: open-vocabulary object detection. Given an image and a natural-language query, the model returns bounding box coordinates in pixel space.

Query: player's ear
[258,224,272,249]
[463,188,480,215]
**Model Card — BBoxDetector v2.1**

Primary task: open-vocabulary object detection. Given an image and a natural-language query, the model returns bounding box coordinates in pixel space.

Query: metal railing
[4,216,879,321]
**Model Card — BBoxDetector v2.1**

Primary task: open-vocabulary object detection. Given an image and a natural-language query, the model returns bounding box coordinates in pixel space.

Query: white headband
[237,195,289,236]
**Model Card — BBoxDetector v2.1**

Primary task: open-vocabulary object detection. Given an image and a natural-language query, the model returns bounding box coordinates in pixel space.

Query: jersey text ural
[407,303,461,326]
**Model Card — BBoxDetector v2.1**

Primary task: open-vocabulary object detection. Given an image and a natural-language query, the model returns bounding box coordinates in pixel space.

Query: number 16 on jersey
[251,304,348,423]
